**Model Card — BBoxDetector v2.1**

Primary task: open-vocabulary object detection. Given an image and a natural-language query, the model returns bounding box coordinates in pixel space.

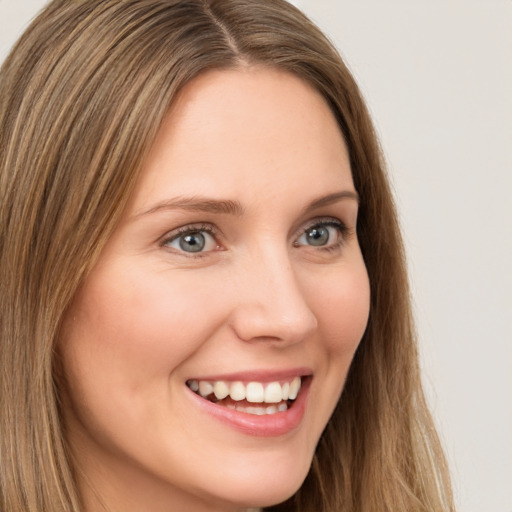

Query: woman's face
[59,67,370,512]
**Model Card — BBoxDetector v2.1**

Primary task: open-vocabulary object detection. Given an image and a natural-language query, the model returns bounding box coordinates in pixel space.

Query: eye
[163,228,218,254]
[295,220,346,248]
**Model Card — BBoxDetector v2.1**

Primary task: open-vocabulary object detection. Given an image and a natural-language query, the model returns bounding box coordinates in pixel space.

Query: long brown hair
[0,1,454,511]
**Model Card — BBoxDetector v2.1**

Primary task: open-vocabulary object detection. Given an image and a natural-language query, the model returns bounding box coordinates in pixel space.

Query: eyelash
[160,223,220,258]
[159,218,348,257]
[295,218,349,253]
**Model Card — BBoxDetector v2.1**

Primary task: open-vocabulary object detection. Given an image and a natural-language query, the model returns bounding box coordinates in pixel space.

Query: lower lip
[187,377,311,437]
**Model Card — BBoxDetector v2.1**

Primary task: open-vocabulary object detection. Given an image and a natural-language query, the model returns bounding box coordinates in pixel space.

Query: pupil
[307,226,329,246]
[179,232,205,252]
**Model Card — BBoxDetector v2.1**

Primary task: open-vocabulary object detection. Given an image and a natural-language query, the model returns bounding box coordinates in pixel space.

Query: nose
[228,246,318,346]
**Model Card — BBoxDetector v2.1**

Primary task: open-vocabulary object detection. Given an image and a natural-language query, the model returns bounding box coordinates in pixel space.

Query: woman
[0,1,455,511]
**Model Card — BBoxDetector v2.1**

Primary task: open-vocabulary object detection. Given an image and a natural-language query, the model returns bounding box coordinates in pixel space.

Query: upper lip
[186,367,313,383]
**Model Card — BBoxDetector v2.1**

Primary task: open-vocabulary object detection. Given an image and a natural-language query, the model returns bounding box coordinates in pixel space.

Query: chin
[198,449,313,510]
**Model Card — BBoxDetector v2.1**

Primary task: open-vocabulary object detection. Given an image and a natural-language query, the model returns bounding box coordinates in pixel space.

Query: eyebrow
[301,190,359,214]
[133,190,359,220]
[133,196,245,218]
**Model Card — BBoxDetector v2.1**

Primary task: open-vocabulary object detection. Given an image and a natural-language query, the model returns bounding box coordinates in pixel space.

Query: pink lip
[187,375,312,437]
[187,367,312,383]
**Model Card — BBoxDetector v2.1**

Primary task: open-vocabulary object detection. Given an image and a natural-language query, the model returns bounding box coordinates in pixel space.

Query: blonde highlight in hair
[0,1,454,511]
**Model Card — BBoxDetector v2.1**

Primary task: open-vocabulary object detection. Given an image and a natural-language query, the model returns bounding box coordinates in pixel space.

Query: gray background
[1,1,511,511]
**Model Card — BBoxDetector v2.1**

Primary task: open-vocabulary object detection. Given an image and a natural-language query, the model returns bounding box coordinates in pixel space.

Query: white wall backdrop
[1,1,511,512]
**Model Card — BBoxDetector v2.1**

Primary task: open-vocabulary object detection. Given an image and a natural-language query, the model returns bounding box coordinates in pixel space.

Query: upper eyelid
[304,216,345,227]
[159,223,221,245]
[292,216,346,238]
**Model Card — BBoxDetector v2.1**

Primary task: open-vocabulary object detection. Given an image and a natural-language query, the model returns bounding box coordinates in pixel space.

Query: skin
[59,67,370,512]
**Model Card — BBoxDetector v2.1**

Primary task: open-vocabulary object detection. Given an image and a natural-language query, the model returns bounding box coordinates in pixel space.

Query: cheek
[308,261,370,354]
[60,264,225,393]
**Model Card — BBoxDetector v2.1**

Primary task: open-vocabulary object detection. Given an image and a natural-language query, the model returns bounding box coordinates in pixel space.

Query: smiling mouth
[186,377,303,416]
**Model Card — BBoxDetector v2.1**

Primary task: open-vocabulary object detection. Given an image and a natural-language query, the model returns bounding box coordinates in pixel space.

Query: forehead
[129,66,353,212]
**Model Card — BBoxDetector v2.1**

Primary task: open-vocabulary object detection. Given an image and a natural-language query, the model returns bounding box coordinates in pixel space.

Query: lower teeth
[189,386,295,416]
[225,402,289,415]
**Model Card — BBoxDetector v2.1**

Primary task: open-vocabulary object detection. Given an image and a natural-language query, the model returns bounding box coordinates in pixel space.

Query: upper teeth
[187,377,302,403]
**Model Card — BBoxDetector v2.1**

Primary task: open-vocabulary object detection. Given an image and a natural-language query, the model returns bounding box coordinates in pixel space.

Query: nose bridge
[229,241,318,344]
